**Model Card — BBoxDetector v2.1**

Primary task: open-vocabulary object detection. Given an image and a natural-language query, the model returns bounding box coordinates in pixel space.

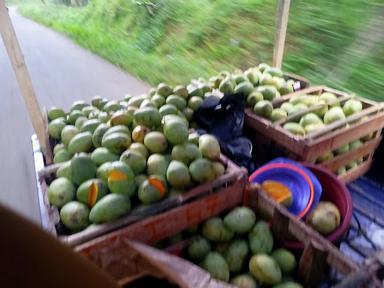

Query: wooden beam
[0,1,52,163]
[273,0,291,68]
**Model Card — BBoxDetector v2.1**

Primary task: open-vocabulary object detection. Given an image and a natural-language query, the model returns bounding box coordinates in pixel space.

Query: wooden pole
[0,1,52,163]
[273,0,291,68]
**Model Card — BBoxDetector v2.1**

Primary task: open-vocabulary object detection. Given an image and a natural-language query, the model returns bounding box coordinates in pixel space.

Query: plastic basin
[249,163,314,219]
[284,163,353,250]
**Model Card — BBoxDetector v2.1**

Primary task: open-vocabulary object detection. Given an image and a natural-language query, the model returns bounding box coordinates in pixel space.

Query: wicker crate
[245,86,384,183]
[32,136,246,248]
[74,184,384,287]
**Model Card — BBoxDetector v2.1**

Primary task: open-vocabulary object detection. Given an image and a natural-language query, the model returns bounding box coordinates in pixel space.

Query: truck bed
[340,176,384,263]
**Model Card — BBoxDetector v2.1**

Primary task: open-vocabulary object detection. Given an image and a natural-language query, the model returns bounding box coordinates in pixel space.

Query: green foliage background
[7,0,384,100]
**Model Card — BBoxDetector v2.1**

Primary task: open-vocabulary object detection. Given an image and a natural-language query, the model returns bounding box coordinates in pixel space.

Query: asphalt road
[0,7,150,223]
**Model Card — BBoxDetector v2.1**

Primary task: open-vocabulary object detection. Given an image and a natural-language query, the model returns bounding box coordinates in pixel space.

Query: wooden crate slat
[245,109,306,155]
[321,136,381,171]
[76,183,365,286]
[75,177,246,254]
[306,104,384,142]
[298,240,327,286]
[338,158,373,183]
[0,3,52,163]
[124,240,234,288]
[304,112,384,161]
[37,153,245,247]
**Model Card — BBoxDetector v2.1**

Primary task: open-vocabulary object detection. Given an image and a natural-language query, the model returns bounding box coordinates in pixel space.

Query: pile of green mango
[279,94,363,138]
[247,80,365,139]
[182,206,303,288]
[46,82,227,233]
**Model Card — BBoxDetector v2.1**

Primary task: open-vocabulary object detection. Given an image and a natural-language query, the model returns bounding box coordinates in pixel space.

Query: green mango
[283,122,305,136]
[187,236,211,263]
[166,95,187,110]
[92,123,110,148]
[163,117,188,145]
[157,83,173,97]
[76,178,107,207]
[151,94,166,108]
[144,132,168,154]
[91,147,119,166]
[110,110,133,126]
[48,118,66,140]
[127,95,146,108]
[202,217,234,242]
[271,248,297,274]
[48,177,75,208]
[70,154,97,186]
[171,143,202,165]
[133,106,161,128]
[68,110,85,125]
[74,116,87,130]
[53,150,73,163]
[226,239,249,273]
[48,107,66,121]
[68,131,93,154]
[91,95,103,108]
[273,281,303,288]
[254,100,273,118]
[249,254,282,285]
[89,194,131,224]
[199,134,220,160]
[159,104,178,117]
[107,161,136,197]
[224,206,256,234]
[80,119,101,134]
[61,125,79,146]
[173,85,189,99]
[189,159,216,183]
[248,221,274,254]
[147,154,170,177]
[138,175,168,204]
[60,201,89,231]
[166,160,191,189]
[82,106,97,118]
[231,274,258,288]
[102,132,131,155]
[97,162,113,183]
[53,143,65,155]
[56,161,72,181]
[270,108,288,122]
[202,252,230,282]
[234,81,254,97]
[103,100,121,113]
[246,92,263,108]
[120,150,147,174]
[71,100,88,112]
[129,143,149,159]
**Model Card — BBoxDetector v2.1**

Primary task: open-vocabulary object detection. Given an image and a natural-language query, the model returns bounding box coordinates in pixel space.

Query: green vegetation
[8,0,384,100]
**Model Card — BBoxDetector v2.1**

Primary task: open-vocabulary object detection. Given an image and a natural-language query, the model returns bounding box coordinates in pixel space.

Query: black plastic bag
[194,93,255,172]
